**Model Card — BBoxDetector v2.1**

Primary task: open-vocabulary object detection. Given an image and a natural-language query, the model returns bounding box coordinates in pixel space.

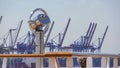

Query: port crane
[91,25,108,52]
[70,23,108,53]
[45,18,71,52]
[0,20,23,54]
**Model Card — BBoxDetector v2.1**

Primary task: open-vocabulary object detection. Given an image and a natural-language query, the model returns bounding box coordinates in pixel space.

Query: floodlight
[28,8,51,33]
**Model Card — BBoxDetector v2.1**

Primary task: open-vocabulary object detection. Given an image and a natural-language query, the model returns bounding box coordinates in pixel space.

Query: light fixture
[28,8,51,33]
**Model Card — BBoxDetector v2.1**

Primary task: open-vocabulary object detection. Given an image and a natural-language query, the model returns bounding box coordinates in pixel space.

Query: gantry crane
[70,23,108,53]
[91,25,108,52]
[58,18,71,48]
[0,20,23,54]
[46,18,71,52]
[82,23,97,52]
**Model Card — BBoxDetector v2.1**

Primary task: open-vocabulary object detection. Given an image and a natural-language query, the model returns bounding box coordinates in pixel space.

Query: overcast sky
[0,0,120,54]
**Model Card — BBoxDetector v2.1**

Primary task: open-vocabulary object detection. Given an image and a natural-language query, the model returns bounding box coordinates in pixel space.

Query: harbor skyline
[0,0,120,54]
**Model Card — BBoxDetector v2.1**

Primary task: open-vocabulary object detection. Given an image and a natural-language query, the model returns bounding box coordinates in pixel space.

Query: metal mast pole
[36,26,44,68]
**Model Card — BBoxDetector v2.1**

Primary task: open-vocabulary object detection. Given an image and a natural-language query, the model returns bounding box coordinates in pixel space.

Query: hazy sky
[0,0,120,54]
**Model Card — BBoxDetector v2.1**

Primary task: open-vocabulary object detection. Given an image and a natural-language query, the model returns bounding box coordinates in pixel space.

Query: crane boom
[59,18,71,47]
[86,23,97,46]
[98,26,108,49]
[83,23,92,47]
[13,20,23,47]
[45,21,54,45]
[0,16,3,24]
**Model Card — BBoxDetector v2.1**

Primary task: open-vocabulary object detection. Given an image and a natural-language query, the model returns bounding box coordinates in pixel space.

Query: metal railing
[0,52,120,68]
